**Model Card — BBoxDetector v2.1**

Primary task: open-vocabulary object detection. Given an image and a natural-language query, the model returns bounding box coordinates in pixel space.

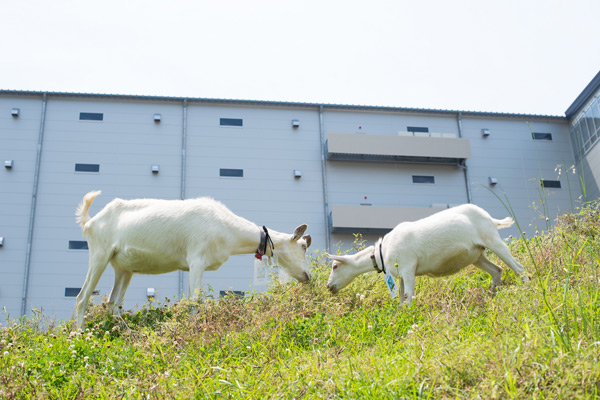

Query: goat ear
[326,253,348,262]
[302,235,311,248]
[290,224,308,241]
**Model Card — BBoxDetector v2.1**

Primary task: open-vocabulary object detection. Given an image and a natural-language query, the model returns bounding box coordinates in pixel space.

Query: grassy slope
[1,203,599,399]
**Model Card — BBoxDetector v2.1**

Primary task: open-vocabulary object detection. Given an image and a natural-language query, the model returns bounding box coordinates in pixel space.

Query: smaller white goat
[326,204,527,301]
[75,191,311,328]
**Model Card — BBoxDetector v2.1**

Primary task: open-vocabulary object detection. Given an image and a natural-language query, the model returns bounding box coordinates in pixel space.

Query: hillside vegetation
[1,202,599,399]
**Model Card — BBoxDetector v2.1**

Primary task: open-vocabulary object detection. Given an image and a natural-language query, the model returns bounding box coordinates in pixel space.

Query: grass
[1,202,600,399]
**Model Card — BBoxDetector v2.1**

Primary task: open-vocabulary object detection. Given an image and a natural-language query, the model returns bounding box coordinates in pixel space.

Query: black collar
[255,226,274,260]
[370,238,386,274]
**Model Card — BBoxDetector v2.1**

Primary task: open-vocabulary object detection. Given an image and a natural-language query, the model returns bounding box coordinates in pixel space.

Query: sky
[1,0,599,116]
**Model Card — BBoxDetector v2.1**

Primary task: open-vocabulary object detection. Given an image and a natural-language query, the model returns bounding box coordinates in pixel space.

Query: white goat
[326,204,527,301]
[74,190,311,328]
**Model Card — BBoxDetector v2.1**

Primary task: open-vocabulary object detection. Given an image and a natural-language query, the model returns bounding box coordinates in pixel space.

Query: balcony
[329,204,448,233]
[326,132,471,165]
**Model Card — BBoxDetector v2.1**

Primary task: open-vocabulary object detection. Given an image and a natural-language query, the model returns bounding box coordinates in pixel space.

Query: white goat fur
[327,204,527,301]
[74,190,311,328]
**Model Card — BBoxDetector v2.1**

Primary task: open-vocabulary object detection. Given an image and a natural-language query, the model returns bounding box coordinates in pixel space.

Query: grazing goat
[74,190,311,328]
[326,204,527,301]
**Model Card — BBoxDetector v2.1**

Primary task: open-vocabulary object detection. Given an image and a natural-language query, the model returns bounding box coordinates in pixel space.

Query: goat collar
[255,226,274,260]
[370,238,386,274]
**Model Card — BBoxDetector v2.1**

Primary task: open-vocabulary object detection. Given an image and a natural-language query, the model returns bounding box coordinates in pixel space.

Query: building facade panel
[23,98,184,319]
[184,104,326,294]
[1,80,597,323]
[463,115,579,235]
[0,96,44,318]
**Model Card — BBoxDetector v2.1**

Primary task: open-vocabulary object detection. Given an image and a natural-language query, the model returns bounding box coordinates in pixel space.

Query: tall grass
[1,202,600,399]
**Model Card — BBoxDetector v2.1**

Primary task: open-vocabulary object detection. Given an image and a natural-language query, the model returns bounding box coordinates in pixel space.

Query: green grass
[1,202,600,399]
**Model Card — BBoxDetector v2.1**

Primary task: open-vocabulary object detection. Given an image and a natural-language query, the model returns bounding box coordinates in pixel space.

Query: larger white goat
[75,190,311,328]
[326,204,527,300]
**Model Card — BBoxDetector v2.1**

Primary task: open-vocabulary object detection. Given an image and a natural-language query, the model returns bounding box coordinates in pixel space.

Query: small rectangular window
[220,118,243,127]
[541,180,561,188]
[68,240,88,250]
[65,288,81,297]
[220,168,243,177]
[219,290,245,298]
[79,112,104,121]
[75,163,100,173]
[407,126,429,133]
[412,175,435,184]
[532,132,552,141]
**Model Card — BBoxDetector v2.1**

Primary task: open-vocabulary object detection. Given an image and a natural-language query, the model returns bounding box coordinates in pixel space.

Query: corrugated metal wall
[0,93,584,324]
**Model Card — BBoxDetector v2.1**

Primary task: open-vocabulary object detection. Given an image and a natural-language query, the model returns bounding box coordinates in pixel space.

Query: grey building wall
[0,96,43,319]
[0,90,590,324]
[26,97,184,319]
[184,104,326,295]
[464,116,579,235]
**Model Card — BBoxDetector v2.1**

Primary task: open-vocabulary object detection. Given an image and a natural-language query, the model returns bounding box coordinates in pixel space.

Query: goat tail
[493,216,515,229]
[76,190,102,229]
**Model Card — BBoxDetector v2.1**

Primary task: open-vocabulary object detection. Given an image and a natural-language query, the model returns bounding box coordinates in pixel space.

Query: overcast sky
[1,0,599,116]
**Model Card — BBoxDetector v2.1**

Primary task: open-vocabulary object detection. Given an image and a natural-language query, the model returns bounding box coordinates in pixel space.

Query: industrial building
[1,70,599,323]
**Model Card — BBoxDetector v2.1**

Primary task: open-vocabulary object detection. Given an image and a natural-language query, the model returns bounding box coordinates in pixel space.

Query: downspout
[318,106,331,250]
[456,112,472,203]
[178,99,188,297]
[21,93,48,317]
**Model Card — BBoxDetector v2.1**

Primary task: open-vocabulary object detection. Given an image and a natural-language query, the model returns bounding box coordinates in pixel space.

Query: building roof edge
[0,89,566,121]
[565,70,600,119]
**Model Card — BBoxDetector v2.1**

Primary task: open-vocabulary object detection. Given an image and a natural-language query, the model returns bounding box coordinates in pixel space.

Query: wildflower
[360,295,365,301]
[411,324,419,330]
[367,325,373,330]
[2,351,8,357]
[407,330,414,335]
[246,346,251,350]
[84,356,89,362]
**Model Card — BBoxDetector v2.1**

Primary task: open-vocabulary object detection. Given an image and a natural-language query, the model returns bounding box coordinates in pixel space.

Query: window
[220,290,245,298]
[412,175,435,184]
[65,288,81,297]
[220,118,243,127]
[532,132,552,141]
[407,126,429,133]
[79,112,104,121]
[541,180,561,189]
[220,168,243,177]
[65,288,99,297]
[68,240,88,250]
[75,163,100,173]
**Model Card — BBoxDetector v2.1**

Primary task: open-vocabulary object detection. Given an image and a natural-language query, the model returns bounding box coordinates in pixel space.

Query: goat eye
[332,264,338,270]
[302,245,307,251]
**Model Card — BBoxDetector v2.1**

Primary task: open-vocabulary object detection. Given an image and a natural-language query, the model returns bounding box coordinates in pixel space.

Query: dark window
[68,240,88,250]
[220,168,243,177]
[541,180,561,188]
[220,118,243,127]
[79,112,104,121]
[75,163,100,173]
[65,288,81,297]
[412,175,435,184]
[219,290,245,298]
[407,126,429,133]
[532,132,552,141]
